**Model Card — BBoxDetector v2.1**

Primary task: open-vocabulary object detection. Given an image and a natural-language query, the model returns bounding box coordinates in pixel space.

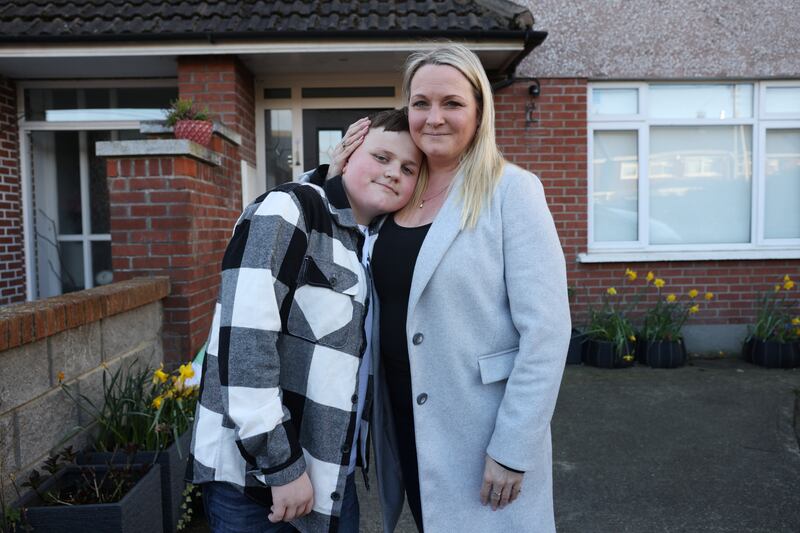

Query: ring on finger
[491,490,501,498]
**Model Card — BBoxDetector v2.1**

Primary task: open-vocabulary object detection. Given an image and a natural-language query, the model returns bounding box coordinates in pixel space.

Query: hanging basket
[174,119,213,147]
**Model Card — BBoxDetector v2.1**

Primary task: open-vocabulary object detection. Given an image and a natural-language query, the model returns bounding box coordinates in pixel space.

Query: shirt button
[416,393,428,405]
[351,394,358,404]
[331,492,341,501]
[412,333,424,345]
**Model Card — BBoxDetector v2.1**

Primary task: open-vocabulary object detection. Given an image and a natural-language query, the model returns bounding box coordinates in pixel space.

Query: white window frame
[255,73,403,189]
[18,79,177,300]
[582,80,800,263]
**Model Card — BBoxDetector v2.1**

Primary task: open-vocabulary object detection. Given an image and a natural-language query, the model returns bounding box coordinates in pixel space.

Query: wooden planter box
[15,465,162,533]
[748,339,800,369]
[583,339,635,369]
[641,339,687,369]
[78,431,191,533]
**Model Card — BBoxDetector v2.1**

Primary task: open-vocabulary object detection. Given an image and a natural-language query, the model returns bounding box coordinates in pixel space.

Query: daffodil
[151,395,163,409]
[153,365,169,384]
[624,268,637,281]
[784,274,792,283]
[796,328,800,337]
[622,354,634,362]
[654,278,665,289]
[629,335,636,342]
[774,284,782,293]
[179,363,195,380]
[688,289,698,299]
[784,280,795,290]
[607,287,617,296]
[791,317,800,326]
[705,292,714,300]
[689,304,700,314]
[666,294,677,303]
[646,271,655,283]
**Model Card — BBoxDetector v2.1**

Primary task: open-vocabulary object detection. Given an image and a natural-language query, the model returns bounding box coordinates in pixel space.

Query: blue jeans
[202,474,360,533]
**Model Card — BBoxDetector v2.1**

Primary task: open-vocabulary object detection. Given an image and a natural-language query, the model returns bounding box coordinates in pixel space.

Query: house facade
[0,0,797,359]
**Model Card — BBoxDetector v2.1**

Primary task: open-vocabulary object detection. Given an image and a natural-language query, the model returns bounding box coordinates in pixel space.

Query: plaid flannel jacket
[187,169,377,533]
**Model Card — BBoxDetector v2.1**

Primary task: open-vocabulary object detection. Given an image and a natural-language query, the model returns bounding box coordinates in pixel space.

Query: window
[21,83,177,299]
[586,81,800,261]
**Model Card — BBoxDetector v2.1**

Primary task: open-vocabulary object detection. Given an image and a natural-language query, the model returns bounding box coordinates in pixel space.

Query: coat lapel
[407,173,464,317]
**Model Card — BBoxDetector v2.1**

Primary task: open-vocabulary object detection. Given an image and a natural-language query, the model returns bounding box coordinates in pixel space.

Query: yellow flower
[791,317,800,326]
[153,365,169,384]
[622,354,634,362]
[688,289,698,299]
[179,363,195,381]
[784,274,792,283]
[654,278,665,289]
[774,284,782,293]
[784,280,795,291]
[796,328,800,337]
[666,294,677,303]
[607,287,617,296]
[689,304,700,314]
[704,292,714,300]
[646,271,655,283]
[629,335,636,342]
[624,268,637,281]
[151,395,163,409]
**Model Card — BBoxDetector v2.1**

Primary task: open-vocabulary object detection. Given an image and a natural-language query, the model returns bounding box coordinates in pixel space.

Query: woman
[335,44,570,533]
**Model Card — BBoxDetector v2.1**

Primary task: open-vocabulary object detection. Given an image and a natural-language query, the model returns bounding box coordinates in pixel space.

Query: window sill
[577,249,800,263]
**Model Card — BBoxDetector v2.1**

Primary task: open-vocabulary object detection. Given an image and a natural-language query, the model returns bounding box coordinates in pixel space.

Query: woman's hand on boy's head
[329,117,370,178]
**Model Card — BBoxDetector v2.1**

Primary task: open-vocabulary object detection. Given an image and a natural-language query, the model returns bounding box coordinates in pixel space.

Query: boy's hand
[268,472,314,523]
[329,117,370,177]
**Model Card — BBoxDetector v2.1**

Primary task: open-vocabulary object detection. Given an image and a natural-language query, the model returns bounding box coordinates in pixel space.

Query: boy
[186,109,422,533]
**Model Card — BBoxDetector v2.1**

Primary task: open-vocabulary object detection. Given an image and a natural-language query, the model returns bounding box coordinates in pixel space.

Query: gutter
[491,28,548,91]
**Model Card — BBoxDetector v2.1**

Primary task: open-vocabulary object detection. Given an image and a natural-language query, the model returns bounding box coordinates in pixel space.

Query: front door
[302,108,389,173]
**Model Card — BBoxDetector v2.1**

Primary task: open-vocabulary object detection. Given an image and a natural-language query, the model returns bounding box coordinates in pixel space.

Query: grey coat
[372,163,570,532]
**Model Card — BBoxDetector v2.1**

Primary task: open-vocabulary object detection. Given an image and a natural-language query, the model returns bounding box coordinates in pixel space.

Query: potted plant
[583,269,639,369]
[164,98,212,147]
[61,360,198,533]
[639,272,714,369]
[745,275,800,369]
[12,448,163,533]
[566,287,586,364]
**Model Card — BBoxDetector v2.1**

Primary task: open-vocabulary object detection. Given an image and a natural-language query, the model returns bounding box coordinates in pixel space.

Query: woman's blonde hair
[401,42,505,228]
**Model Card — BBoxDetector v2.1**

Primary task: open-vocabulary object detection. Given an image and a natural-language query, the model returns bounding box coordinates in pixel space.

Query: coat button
[412,333,424,345]
[341,444,350,453]
[351,394,358,404]
[331,491,341,501]
[416,393,428,405]
[329,276,337,286]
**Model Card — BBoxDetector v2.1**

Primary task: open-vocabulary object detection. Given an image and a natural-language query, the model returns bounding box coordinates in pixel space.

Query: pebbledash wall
[0,277,169,503]
[498,0,800,351]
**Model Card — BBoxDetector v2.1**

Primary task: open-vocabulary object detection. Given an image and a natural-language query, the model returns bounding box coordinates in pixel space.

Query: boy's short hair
[368,108,410,133]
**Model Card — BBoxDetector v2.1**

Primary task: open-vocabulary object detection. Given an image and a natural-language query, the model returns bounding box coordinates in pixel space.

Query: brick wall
[106,134,241,362]
[494,79,799,328]
[177,56,256,166]
[0,277,168,504]
[0,77,25,305]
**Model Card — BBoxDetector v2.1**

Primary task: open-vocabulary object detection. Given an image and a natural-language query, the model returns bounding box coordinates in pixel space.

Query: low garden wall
[0,276,169,503]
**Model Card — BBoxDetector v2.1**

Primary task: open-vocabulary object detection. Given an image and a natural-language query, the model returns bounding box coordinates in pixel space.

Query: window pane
[765,87,800,115]
[54,131,82,234]
[266,110,293,186]
[92,241,114,286]
[24,87,176,122]
[318,129,342,166]
[650,84,753,119]
[88,131,111,234]
[764,129,800,239]
[592,131,639,242]
[592,89,638,115]
[649,126,752,244]
[59,241,85,293]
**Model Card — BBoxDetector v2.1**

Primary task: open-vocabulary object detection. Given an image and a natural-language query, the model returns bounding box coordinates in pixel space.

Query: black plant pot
[78,431,191,533]
[749,339,800,369]
[566,329,587,364]
[741,338,754,363]
[15,465,162,533]
[643,339,687,369]
[583,339,635,369]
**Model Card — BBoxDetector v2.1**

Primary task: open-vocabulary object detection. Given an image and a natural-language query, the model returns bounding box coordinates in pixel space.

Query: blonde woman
[333,44,569,533]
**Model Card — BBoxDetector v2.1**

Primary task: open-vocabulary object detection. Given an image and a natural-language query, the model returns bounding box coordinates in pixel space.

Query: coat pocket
[477,347,518,385]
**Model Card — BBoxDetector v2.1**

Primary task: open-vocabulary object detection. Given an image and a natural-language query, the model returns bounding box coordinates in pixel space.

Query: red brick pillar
[0,77,26,305]
[178,56,256,166]
[103,131,242,362]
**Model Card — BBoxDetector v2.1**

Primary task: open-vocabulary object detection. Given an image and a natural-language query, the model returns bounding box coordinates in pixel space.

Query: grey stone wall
[0,302,163,504]
[517,0,800,79]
